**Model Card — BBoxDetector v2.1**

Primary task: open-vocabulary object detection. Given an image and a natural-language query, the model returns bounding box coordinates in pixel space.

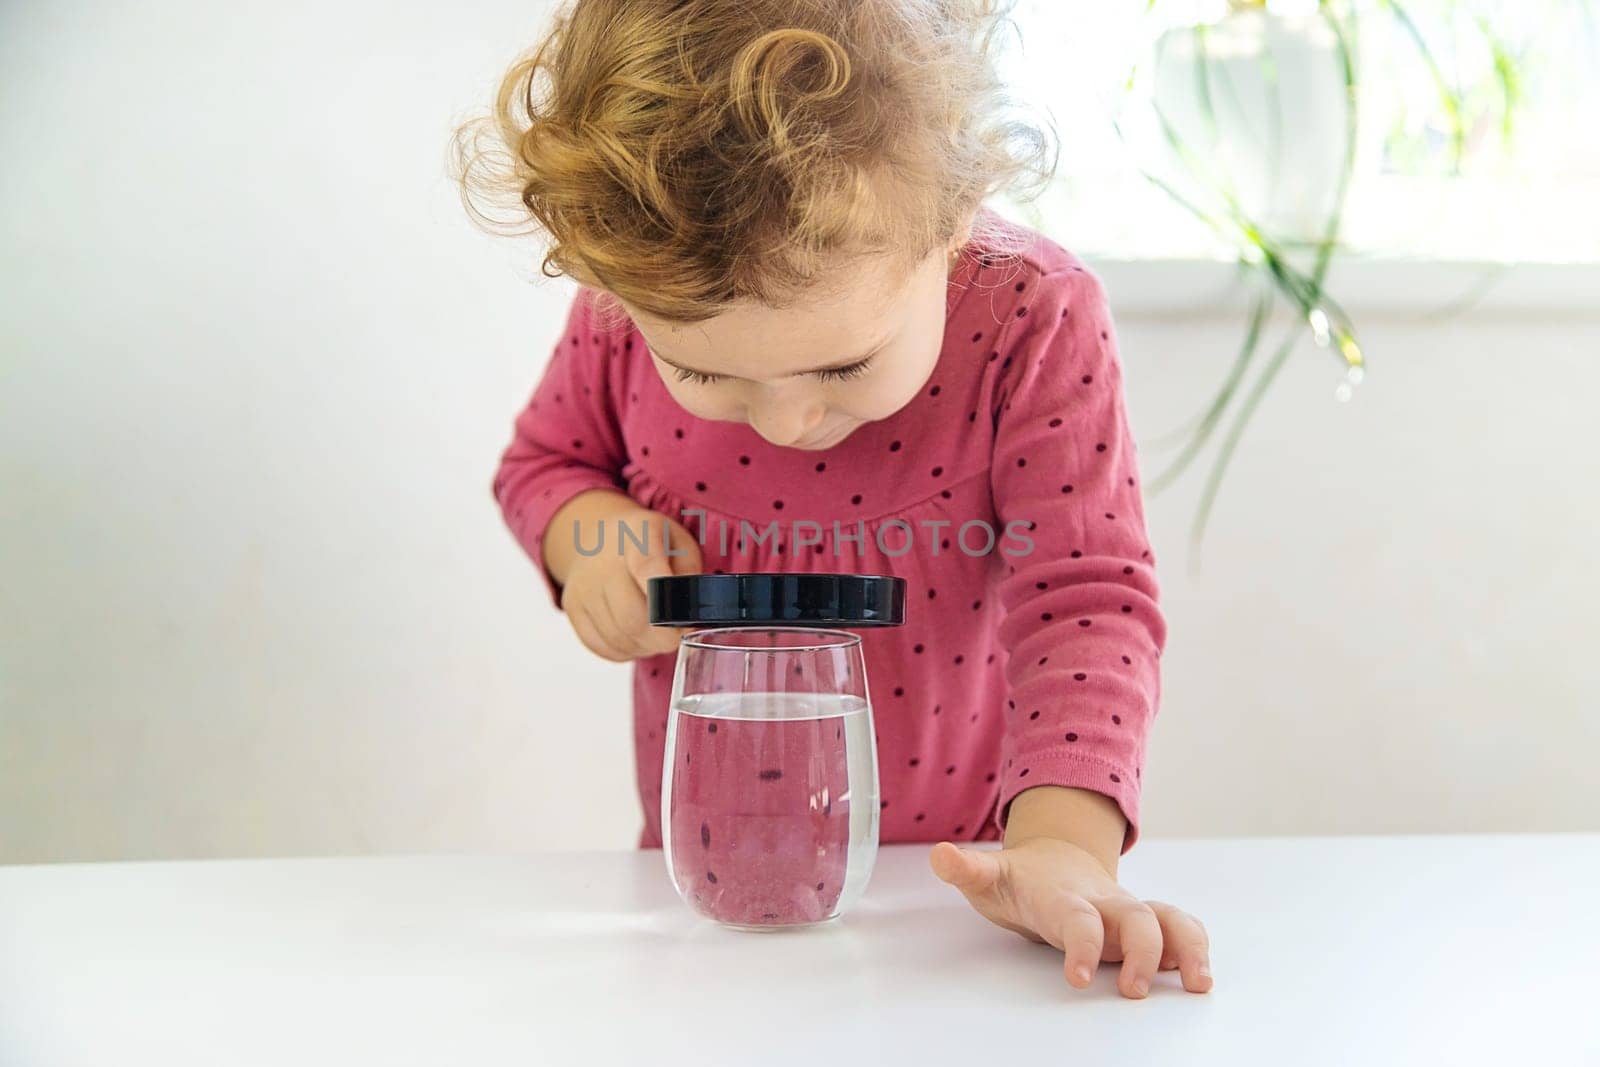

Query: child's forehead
[625,247,936,372]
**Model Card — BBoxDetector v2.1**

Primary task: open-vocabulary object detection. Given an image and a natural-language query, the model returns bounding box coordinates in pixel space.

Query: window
[995,1,1600,264]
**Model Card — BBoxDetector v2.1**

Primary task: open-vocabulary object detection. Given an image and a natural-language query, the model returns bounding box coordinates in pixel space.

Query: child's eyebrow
[652,339,888,381]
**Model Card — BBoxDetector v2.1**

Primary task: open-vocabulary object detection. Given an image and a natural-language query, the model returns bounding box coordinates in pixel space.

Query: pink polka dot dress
[493,213,1165,851]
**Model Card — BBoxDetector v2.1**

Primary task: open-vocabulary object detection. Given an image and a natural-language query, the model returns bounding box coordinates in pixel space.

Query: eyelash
[817,358,875,383]
[673,357,875,386]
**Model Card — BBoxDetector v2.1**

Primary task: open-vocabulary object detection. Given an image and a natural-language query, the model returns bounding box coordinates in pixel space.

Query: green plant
[1105,0,1531,559]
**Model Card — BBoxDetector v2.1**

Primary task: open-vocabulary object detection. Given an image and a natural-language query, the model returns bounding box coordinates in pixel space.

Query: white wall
[3,0,1596,863]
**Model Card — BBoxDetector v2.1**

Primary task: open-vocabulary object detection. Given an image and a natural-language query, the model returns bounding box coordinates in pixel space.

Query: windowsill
[1084,256,1600,320]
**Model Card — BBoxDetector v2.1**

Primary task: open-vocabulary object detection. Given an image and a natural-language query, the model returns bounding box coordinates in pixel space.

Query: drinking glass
[661,627,880,929]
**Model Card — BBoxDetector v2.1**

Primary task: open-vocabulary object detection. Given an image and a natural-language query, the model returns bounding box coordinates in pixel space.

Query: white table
[2,836,1596,1066]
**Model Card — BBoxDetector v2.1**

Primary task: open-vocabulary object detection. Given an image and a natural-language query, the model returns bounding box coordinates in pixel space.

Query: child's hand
[550,494,703,662]
[930,837,1212,998]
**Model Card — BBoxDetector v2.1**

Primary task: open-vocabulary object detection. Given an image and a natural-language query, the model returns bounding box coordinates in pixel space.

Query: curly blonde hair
[452,0,1053,323]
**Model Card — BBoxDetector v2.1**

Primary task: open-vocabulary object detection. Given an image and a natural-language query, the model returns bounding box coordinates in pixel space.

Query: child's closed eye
[813,357,874,383]
[672,356,875,386]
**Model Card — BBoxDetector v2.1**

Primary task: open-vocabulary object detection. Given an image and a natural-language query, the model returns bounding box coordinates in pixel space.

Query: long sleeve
[989,266,1166,850]
[493,288,630,607]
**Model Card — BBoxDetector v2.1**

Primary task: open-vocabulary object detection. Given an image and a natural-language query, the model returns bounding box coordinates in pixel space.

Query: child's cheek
[660,379,734,423]
[841,379,914,423]
[844,346,942,423]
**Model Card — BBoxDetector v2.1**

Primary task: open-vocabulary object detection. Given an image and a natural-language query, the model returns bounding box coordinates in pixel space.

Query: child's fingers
[596,579,659,658]
[627,590,687,657]
[625,540,675,594]
[617,518,694,591]
[638,624,685,658]
[1050,895,1106,988]
[665,518,704,576]
[1100,898,1163,999]
[601,573,683,658]
[617,527,699,653]
[596,582,660,660]
[1149,901,1213,993]
[569,602,632,663]
[928,842,1001,897]
[623,516,701,595]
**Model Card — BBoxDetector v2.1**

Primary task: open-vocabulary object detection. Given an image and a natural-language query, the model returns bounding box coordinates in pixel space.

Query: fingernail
[1198,963,1212,979]
[1074,964,1092,985]
[1131,978,1149,997]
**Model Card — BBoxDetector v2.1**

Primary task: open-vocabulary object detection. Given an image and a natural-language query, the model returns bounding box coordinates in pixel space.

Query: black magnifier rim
[647,572,906,629]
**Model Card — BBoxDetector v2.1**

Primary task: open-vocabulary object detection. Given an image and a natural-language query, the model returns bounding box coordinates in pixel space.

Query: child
[457,0,1211,997]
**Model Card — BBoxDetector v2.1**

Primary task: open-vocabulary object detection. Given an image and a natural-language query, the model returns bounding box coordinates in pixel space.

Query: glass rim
[679,626,862,653]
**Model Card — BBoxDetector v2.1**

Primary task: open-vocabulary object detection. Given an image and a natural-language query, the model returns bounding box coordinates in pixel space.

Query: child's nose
[747,390,826,448]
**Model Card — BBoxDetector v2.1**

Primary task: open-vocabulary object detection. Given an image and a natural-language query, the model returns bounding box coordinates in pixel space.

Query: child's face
[623,244,955,451]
